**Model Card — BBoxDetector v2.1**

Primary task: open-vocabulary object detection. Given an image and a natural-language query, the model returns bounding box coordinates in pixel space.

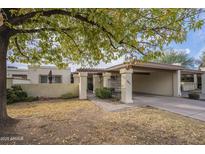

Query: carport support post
[103,72,111,88]
[79,72,88,99]
[120,68,133,103]
[93,74,101,93]
[202,74,205,94]
[73,74,79,84]
[194,74,198,89]
[173,70,181,97]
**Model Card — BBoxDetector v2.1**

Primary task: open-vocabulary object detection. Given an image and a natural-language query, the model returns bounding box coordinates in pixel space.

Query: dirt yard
[0,99,205,144]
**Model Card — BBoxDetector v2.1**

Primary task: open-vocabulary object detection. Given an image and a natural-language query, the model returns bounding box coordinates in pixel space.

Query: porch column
[103,72,111,88]
[173,70,181,97]
[79,72,88,99]
[120,68,133,103]
[73,74,79,84]
[202,74,205,94]
[194,74,198,89]
[93,74,101,93]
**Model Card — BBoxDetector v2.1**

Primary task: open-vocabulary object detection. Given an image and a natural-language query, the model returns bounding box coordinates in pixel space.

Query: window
[111,75,119,80]
[54,75,62,83]
[39,75,62,83]
[40,75,48,83]
[181,75,194,82]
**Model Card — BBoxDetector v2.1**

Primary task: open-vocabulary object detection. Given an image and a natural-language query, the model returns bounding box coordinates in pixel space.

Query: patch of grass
[1,99,205,145]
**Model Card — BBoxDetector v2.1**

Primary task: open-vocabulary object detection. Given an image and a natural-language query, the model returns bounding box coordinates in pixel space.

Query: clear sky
[168,24,205,59]
[7,24,205,72]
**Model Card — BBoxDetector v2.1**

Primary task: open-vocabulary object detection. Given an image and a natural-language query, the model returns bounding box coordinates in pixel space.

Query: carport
[75,62,184,103]
[132,66,179,97]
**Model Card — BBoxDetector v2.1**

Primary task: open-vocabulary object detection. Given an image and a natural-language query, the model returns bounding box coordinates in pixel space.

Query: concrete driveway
[133,94,205,122]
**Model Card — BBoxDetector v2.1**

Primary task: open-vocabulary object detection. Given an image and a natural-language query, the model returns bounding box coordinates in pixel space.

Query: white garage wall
[132,71,173,96]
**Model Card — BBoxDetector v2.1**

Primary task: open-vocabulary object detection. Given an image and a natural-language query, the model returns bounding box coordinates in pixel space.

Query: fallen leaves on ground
[0,99,205,145]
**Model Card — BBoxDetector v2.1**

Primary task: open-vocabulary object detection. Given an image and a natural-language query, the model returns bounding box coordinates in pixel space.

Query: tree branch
[7,9,116,39]
[14,37,30,60]
[11,27,73,35]
[62,31,83,54]
[106,34,118,50]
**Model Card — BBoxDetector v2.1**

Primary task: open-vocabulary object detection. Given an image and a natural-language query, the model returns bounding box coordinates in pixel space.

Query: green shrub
[108,88,115,93]
[61,93,78,99]
[188,93,200,100]
[7,85,38,104]
[95,87,112,99]
[7,89,18,104]
[11,85,23,91]
[15,90,28,101]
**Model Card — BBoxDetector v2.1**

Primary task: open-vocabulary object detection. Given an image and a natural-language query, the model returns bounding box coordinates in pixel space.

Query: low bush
[7,85,38,104]
[188,92,200,100]
[15,90,28,102]
[95,87,112,99]
[61,93,78,99]
[11,85,23,91]
[7,88,17,104]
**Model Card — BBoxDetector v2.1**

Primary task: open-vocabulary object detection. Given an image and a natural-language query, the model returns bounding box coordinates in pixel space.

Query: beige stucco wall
[19,83,79,98]
[93,75,103,92]
[6,78,13,89]
[132,71,173,96]
[7,66,71,84]
[172,70,181,96]
[13,79,31,85]
[7,69,28,78]
[7,78,31,88]
[28,66,71,84]
[181,82,196,91]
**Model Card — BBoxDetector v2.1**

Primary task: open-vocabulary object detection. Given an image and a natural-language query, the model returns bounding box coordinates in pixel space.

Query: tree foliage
[156,50,196,68]
[199,50,205,67]
[0,8,205,123]
[1,8,204,67]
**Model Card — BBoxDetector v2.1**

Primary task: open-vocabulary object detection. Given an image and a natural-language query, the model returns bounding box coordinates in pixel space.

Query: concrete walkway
[88,94,134,112]
[89,93,205,122]
[133,94,205,122]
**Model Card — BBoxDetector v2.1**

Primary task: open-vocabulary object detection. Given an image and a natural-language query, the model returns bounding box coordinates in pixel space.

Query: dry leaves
[1,99,205,144]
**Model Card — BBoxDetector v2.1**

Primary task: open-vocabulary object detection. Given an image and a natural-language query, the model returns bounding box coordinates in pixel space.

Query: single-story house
[7,65,71,87]
[73,61,205,103]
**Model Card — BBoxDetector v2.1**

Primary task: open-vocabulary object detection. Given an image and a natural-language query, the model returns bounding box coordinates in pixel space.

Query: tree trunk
[0,31,9,125]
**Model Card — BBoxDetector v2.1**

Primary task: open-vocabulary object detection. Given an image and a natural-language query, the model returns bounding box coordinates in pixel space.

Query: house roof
[76,68,106,73]
[107,61,184,71]
[28,65,70,70]
[181,69,204,74]
[77,61,205,74]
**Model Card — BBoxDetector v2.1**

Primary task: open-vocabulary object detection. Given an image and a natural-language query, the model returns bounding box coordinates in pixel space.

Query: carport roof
[76,61,205,73]
[181,69,204,74]
[107,62,184,71]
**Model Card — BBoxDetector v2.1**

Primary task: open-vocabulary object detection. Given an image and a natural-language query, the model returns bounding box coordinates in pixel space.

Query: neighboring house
[74,61,205,103]
[7,65,71,85]
[7,66,77,98]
